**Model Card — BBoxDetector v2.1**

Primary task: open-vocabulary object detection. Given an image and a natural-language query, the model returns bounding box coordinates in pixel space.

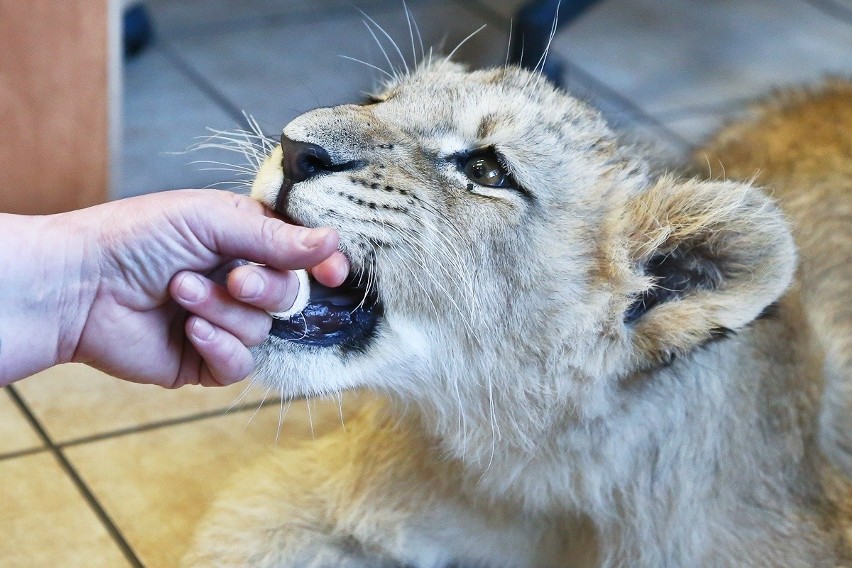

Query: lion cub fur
[183,67,851,567]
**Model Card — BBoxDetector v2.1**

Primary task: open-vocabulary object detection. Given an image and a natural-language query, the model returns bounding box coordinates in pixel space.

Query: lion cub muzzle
[276,134,364,216]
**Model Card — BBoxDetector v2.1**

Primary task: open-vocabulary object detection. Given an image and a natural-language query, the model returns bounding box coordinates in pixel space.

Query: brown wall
[0,1,113,215]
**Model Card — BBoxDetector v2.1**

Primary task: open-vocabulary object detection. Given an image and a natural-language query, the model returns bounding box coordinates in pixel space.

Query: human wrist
[0,210,100,384]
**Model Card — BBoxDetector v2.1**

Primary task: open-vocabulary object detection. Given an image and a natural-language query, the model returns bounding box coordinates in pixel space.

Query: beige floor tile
[15,363,271,443]
[66,397,353,568]
[0,388,43,456]
[0,452,131,567]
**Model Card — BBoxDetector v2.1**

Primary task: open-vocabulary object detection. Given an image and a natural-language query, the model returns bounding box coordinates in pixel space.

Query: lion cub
[183,64,851,567]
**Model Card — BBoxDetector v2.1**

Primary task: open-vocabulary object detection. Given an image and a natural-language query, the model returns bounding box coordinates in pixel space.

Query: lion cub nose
[276,135,363,215]
[280,134,336,184]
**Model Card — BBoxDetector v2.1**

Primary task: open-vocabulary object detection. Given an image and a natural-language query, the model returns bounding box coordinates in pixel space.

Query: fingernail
[239,271,265,300]
[191,318,216,341]
[177,273,206,303]
[299,227,333,249]
[282,270,301,310]
[331,256,350,286]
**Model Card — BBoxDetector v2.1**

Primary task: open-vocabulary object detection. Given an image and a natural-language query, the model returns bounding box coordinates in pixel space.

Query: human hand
[0,190,347,387]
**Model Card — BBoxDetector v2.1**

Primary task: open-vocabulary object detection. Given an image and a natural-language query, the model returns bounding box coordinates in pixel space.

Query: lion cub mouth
[269,273,381,349]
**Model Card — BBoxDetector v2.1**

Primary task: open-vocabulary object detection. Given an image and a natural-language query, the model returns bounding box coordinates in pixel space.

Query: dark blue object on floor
[124,3,154,58]
[509,0,601,86]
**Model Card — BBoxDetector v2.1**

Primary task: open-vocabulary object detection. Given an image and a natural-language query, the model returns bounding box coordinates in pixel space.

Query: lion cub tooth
[269,269,311,319]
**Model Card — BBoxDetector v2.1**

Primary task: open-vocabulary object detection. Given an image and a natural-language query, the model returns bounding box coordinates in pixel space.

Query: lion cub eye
[460,149,518,189]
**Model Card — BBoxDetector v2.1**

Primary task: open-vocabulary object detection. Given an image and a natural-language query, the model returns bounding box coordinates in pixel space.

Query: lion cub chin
[183,63,851,568]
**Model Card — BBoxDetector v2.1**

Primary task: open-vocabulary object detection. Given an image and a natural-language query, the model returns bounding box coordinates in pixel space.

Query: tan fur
[695,81,852,480]
[183,66,851,567]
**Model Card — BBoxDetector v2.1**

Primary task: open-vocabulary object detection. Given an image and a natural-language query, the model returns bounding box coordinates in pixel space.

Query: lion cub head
[249,62,795,452]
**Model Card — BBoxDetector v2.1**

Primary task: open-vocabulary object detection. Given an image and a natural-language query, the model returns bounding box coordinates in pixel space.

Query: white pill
[269,269,311,319]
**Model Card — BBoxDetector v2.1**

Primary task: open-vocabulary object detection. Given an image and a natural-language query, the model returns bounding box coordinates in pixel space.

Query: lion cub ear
[622,176,796,366]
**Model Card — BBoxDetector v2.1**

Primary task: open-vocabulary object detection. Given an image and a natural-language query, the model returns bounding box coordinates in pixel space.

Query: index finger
[198,197,341,271]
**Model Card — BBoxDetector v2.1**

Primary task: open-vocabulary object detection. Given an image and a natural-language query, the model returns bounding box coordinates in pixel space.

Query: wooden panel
[0,1,114,214]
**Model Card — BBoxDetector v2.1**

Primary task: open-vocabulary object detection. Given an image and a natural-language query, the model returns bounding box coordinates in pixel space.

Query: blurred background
[120,0,852,198]
[0,1,850,566]
[3,0,851,212]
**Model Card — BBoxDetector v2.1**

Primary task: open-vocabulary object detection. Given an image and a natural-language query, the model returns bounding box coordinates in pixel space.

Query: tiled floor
[4,0,851,565]
[1,364,353,567]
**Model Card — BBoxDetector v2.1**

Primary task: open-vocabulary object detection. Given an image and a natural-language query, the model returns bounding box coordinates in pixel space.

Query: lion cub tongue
[269,269,311,319]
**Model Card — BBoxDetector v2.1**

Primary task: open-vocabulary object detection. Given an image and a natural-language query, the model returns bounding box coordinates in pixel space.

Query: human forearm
[0,211,97,385]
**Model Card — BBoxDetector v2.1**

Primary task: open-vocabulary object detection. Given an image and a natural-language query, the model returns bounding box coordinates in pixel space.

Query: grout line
[158,43,252,130]
[58,397,283,449]
[6,386,146,568]
[799,0,852,25]
[151,0,446,137]
[0,446,48,463]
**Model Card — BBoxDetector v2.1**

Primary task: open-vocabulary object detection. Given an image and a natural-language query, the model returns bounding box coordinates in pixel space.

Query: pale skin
[0,189,349,388]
